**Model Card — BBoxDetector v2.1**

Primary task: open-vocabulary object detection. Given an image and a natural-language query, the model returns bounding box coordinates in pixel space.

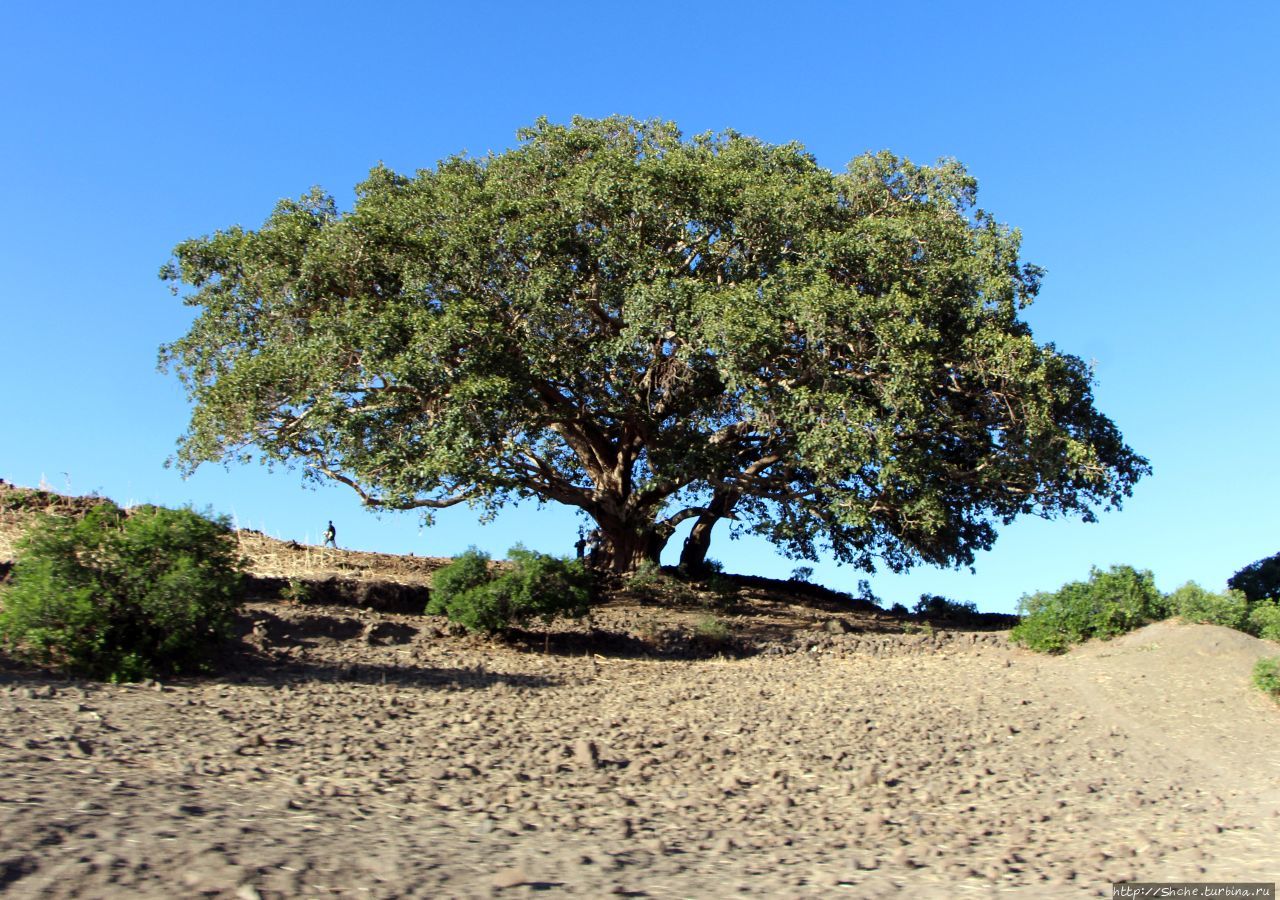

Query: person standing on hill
[323,520,337,548]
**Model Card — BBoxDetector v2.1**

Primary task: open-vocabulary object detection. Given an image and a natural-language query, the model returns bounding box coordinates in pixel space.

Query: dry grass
[231,529,449,585]
[0,481,450,588]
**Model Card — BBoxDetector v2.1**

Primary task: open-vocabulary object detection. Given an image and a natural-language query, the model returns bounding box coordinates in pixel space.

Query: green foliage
[428,546,592,634]
[913,593,980,622]
[623,560,695,604]
[1253,658,1280,703]
[1010,565,1167,653]
[0,503,243,680]
[889,602,909,616]
[1229,552,1280,602]
[1166,582,1249,629]
[693,615,732,648]
[280,578,311,603]
[162,115,1147,577]
[789,566,815,583]
[426,549,492,616]
[1247,600,1280,641]
[625,560,664,591]
[854,578,882,607]
[0,487,41,511]
[704,572,739,604]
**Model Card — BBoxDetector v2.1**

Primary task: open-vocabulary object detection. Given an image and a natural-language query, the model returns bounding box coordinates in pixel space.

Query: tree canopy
[161,116,1149,574]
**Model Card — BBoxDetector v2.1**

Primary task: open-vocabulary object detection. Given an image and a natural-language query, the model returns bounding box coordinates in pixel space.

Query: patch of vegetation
[913,593,980,623]
[427,546,592,634]
[888,602,909,617]
[1247,600,1280,642]
[279,578,312,604]
[0,502,244,681]
[692,615,732,649]
[621,561,697,605]
[1010,565,1167,653]
[1252,658,1280,703]
[789,566,815,583]
[1166,582,1249,629]
[627,560,664,590]
[703,572,739,605]
[853,578,882,608]
[1229,552,1280,602]
[0,487,41,512]
[428,548,493,607]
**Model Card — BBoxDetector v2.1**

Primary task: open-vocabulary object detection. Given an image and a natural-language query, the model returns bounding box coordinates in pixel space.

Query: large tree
[161,116,1148,574]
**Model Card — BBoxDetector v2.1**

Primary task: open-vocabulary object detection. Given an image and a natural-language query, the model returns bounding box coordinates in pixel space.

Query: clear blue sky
[2,2,1277,613]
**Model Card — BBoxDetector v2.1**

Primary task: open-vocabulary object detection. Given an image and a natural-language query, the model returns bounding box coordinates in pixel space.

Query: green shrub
[790,566,815,583]
[0,502,243,680]
[280,578,311,603]
[854,578,883,608]
[913,593,980,622]
[693,614,732,649]
[1229,552,1280,602]
[627,560,664,589]
[427,548,492,616]
[1247,599,1280,641]
[1010,565,1167,653]
[428,546,592,633]
[1166,582,1249,629]
[1253,658,1280,703]
[704,572,739,603]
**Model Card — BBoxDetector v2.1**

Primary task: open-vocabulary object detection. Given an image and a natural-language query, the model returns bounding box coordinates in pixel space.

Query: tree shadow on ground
[0,645,562,692]
[222,658,562,690]
[498,626,752,661]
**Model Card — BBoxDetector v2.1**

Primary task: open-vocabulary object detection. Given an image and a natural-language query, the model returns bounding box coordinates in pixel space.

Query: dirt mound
[1041,620,1280,804]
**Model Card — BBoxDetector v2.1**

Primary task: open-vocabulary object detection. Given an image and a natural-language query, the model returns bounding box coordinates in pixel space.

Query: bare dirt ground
[1,487,1278,898]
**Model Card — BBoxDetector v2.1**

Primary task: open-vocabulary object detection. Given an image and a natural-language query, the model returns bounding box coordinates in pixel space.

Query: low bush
[426,548,492,615]
[692,614,733,650]
[1253,658,1280,703]
[0,502,243,680]
[1247,599,1280,642]
[789,566,815,583]
[913,593,980,623]
[1011,565,1167,653]
[853,578,883,608]
[428,546,592,634]
[280,578,312,604]
[1229,552,1280,602]
[1166,582,1249,629]
[704,572,739,604]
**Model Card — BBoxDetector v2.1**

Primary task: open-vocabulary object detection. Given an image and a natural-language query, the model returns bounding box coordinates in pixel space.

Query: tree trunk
[679,513,718,573]
[593,522,664,574]
[678,489,738,574]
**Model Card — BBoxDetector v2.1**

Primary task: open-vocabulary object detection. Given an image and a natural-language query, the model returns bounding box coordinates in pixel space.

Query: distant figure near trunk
[323,520,337,548]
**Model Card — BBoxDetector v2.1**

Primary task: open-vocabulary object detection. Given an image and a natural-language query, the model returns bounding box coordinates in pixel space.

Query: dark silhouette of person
[323,520,337,548]
[574,528,587,560]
